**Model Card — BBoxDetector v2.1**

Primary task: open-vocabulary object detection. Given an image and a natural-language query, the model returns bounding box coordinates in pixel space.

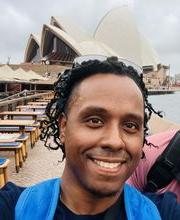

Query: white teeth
[94,159,120,169]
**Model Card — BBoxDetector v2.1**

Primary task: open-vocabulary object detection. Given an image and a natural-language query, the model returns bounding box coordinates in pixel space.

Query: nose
[101,124,125,151]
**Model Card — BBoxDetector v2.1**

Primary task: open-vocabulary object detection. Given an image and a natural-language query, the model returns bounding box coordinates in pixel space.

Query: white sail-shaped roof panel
[41,24,82,57]
[50,16,91,42]
[94,6,142,66]
[23,6,160,69]
[78,40,119,57]
[41,25,119,58]
[140,34,160,69]
[24,34,41,62]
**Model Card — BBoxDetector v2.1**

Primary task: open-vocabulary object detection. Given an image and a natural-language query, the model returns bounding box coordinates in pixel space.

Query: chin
[85,183,121,198]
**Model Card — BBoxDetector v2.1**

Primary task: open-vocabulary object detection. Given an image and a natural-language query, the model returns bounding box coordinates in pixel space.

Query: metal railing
[0,91,53,112]
[0,90,29,102]
[0,90,52,102]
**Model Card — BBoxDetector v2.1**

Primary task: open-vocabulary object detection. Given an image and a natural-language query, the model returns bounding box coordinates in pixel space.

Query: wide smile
[87,156,127,175]
[93,159,121,169]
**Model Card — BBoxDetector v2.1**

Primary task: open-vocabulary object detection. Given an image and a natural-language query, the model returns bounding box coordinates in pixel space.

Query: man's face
[60,73,144,198]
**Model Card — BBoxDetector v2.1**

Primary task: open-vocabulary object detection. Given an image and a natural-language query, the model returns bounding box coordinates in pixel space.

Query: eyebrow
[123,113,144,125]
[79,106,108,116]
[79,106,144,123]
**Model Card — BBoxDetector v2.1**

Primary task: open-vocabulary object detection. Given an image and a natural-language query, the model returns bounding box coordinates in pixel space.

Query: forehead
[68,73,144,115]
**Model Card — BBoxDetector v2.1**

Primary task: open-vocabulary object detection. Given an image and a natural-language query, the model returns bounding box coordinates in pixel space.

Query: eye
[86,117,103,128]
[123,122,138,133]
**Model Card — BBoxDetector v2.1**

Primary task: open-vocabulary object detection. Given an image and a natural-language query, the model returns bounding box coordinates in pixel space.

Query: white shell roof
[41,24,81,57]
[50,16,91,42]
[140,34,160,69]
[94,6,142,66]
[24,34,41,62]
[94,6,159,68]
[24,6,160,69]
[42,25,119,58]
[78,40,119,57]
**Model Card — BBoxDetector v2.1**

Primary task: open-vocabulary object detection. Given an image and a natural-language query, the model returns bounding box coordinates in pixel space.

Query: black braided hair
[40,57,162,159]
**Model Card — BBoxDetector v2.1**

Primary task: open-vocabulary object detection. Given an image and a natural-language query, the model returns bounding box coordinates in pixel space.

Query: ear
[58,113,67,144]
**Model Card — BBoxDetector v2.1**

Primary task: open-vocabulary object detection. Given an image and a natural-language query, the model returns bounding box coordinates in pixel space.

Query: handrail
[0,90,52,102]
[0,90,29,102]
[0,91,53,107]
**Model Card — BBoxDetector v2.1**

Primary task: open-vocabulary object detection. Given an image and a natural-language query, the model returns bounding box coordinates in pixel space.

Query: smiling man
[0,56,161,220]
[60,73,144,204]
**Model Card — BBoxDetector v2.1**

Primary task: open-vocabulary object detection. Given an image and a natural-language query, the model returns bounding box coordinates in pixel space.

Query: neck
[60,170,122,215]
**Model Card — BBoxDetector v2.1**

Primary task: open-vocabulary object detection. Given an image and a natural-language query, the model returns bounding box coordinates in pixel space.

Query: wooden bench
[28,102,48,106]
[0,133,29,160]
[0,120,40,148]
[0,127,36,148]
[16,133,29,159]
[16,105,46,112]
[0,158,10,188]
[0,111,44,122]
[0,132,29,162]
[0,142,23,173]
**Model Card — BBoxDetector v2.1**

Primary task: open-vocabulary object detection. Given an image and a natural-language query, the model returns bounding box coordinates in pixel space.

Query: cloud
[0,0,132,63]
[134,0,180,74]
[0,2,37,63]
[0,0,179,74]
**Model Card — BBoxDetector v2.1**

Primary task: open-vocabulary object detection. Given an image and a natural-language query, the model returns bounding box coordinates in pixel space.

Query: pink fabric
[127,129,180,202]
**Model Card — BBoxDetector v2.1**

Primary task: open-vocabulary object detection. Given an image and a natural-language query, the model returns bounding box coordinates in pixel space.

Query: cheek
[65,124,97,145]
[126,139,143,175]
[126,137,143,160]
[63,129,90,156]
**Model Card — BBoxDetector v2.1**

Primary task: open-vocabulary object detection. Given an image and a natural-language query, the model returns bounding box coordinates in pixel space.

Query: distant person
[0,56,161,219]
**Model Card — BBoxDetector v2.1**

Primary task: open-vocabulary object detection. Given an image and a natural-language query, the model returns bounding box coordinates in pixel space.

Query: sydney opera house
[24,6,160,71]
[0,6,170,98]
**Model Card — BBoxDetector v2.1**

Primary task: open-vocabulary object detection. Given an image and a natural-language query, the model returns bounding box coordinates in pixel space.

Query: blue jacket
[15,178,161,220]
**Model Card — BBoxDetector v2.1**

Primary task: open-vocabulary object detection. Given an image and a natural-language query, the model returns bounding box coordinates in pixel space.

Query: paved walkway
[1,139,65,186]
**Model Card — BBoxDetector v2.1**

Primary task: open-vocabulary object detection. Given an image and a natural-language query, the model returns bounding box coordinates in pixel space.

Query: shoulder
[15,178,60,219]
[0,182,25,220]
[127,129,179,190]
[124,184,161,219]
[145,192,180,220]
[124,183,156,205]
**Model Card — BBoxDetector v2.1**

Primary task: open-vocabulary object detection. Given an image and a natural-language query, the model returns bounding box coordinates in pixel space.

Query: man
[0,56,161,219]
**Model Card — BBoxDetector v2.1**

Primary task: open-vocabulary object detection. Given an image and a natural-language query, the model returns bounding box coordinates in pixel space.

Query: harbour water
[148,91,180,124]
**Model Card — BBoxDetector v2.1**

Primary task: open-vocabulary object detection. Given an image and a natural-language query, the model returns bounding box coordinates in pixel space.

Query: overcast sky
[0,0,180,75]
